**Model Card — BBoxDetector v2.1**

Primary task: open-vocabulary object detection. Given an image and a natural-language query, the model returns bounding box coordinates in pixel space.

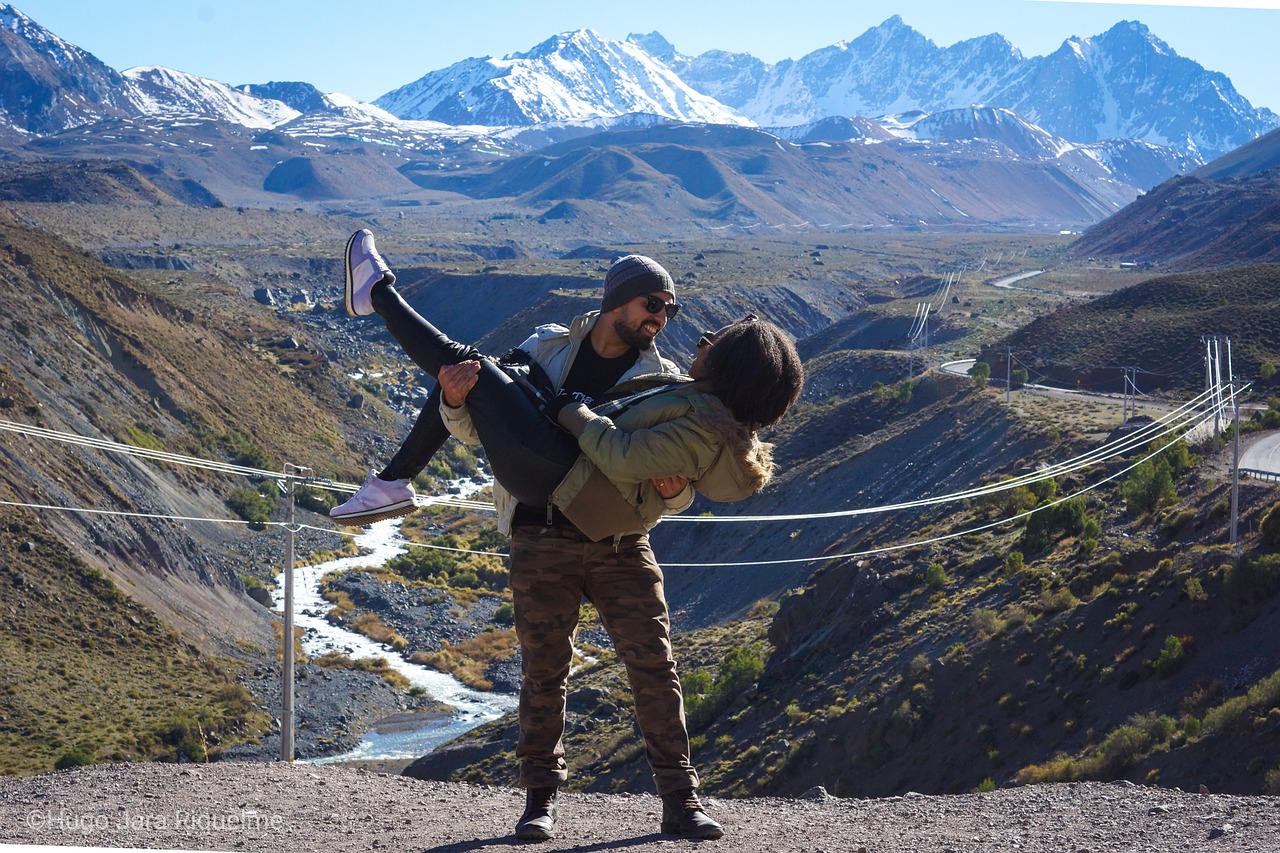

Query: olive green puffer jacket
[552,378,774,542]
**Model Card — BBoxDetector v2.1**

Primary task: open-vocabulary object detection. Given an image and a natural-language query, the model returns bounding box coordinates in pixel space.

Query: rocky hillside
[995,265,1280,396]
[0,206,405,771]
[1071,127,1280,267]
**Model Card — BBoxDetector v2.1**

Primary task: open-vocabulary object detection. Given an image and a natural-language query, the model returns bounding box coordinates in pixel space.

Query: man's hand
[651,475,689,499]
[439,360,481,408]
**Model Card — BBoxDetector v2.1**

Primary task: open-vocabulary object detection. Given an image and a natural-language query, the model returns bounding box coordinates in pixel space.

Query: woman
[334,232,804,541]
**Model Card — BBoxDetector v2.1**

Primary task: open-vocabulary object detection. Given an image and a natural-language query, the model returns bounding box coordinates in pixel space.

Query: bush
[226,484,276,527]
[683,644,767,722]
[972,608,1002,636]
[925,562,949,588]
[971,362,991,389]
[1004,551,1025,576]
[1123,459,1173,515]
[54,747,94,770]
[295,486,336,514]
[1260,502,1280,547]
[1225,554,1280,604]
[1184,577,1208,602]
[1022,497,1087,553]
[1150,635,1189,677]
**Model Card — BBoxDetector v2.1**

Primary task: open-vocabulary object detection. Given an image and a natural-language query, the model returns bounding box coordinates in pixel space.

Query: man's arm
[438,361,482,444]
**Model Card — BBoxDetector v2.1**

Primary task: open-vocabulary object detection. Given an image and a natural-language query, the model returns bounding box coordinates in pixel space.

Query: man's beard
[613,316,656,351]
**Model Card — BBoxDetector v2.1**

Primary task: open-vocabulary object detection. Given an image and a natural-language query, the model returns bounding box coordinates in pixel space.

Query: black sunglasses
[639,294,681,319]
[698,313,760,349]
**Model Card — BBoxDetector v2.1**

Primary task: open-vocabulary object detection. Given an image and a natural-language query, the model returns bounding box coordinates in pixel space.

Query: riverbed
[273,516,517,764]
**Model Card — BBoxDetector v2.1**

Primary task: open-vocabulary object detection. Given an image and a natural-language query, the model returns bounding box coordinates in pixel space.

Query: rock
[801,786,832,801]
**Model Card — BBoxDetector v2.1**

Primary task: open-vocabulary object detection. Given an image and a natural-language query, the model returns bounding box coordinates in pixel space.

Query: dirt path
[2,763,1278,852]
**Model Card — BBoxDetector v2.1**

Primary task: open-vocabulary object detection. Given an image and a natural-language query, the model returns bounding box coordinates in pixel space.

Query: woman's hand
[651,475,689,499]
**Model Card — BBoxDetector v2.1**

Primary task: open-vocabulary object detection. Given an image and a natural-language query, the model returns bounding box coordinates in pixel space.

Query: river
[272,514,518,764]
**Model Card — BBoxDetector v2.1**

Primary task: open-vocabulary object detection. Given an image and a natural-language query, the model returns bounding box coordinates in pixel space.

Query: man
[435,255,724,841]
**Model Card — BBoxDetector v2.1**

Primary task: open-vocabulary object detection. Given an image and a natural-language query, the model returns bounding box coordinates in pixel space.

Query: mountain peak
[377,29,750,127]
[628,31,677,64]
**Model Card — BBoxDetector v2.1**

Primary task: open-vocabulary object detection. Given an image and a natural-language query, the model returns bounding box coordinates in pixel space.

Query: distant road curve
[1242,432,1280,477]
[989,270,1047,291]
[938,359,1168,408]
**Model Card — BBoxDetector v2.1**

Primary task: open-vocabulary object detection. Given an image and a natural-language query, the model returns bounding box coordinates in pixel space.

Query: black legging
[370,282,581,508]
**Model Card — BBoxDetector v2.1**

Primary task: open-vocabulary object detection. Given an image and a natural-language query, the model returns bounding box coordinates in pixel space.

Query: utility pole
[1231,377,1241,559]
[279,463,310,762]
[1006,346,1012,405]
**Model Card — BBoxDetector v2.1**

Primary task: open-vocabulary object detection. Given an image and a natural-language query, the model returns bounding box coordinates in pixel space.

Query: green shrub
[1123,455,1176,516]
[1225,554,1280,604]
[1004,551,1025,576]
[1150,635,1189,677]
[972,608,1002,637]
[493,603,514,625]
[224,430,272,469]
[1184,577,1207,602]
[1260,502,1280,547]
[54,747,94,770]
[971,362,991,389]
[295,486,336,514]
[925,562,949,588]
[1021,497,1087,553]
[226,484,276,527]
[1038,587,1079,614]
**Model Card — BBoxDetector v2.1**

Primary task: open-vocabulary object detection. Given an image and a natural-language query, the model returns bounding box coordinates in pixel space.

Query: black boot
[515,786,558,841]
[660,787,724,840]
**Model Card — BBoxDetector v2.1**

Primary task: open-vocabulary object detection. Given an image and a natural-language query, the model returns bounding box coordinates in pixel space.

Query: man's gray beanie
[601,254,675,313]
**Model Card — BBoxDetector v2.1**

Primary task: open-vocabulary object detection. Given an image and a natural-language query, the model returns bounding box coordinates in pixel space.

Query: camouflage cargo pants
[508,523,698,795]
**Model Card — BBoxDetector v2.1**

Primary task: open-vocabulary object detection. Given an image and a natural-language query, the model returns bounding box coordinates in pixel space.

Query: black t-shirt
[559,336,639,407]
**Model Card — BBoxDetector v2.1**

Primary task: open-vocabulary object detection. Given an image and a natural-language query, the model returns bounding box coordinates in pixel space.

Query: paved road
[1242,431,1280,475]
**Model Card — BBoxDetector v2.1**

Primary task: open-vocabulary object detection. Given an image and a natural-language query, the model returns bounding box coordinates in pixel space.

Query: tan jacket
[553,381,775,541]
[439,311,681,535]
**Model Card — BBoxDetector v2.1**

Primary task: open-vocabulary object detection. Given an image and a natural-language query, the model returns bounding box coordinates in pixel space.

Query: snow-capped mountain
[123,67,300,129]
[374,28,751,127]
[664,16,1277,160]
[0,3,141,133]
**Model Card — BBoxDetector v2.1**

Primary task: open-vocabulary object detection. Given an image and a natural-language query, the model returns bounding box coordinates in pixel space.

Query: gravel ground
[1,763,1278,852]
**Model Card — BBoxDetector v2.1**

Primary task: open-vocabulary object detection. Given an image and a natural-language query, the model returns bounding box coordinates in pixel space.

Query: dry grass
[414,629,518,691]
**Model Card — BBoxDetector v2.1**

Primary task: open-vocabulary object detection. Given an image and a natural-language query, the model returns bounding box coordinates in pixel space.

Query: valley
[3,184,1277,802]
[0,4,1277,839]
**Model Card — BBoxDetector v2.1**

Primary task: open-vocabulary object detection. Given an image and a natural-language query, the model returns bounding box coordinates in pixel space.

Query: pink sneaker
[344,229,395,317]
[330,471,416,525]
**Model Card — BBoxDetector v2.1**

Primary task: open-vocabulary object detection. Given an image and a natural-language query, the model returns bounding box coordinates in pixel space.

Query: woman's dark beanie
[601,255,675,313]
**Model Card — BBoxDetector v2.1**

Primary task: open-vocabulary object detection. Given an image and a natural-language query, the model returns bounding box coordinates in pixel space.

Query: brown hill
[0,205,396,771]
[1070,127,1280,267]
[403,124,1142,231]
[0,159,194,205]
[993,264,1280,395]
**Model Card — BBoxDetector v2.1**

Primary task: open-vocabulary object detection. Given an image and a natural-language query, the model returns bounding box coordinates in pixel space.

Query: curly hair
[702,319,804,428]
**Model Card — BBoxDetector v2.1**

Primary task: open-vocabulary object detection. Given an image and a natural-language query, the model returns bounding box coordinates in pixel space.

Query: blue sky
[12,0,1280,111]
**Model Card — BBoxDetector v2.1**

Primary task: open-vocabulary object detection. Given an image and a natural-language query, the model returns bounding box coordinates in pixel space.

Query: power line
[0,381,1237,568]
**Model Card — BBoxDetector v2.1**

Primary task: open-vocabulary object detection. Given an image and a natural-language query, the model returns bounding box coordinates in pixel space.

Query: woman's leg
[379,385,450,481]
[369,282,580,507]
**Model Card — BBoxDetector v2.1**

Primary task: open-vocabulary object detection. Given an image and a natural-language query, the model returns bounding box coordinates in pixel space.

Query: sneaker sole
[343,229,360,318]
[330,500,417,527]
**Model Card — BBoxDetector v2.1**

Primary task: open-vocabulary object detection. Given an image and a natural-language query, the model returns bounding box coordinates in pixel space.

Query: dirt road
[2,763,1278,852]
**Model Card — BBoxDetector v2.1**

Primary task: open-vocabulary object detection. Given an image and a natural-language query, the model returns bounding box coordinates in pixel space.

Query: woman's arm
[557,403,717,483]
